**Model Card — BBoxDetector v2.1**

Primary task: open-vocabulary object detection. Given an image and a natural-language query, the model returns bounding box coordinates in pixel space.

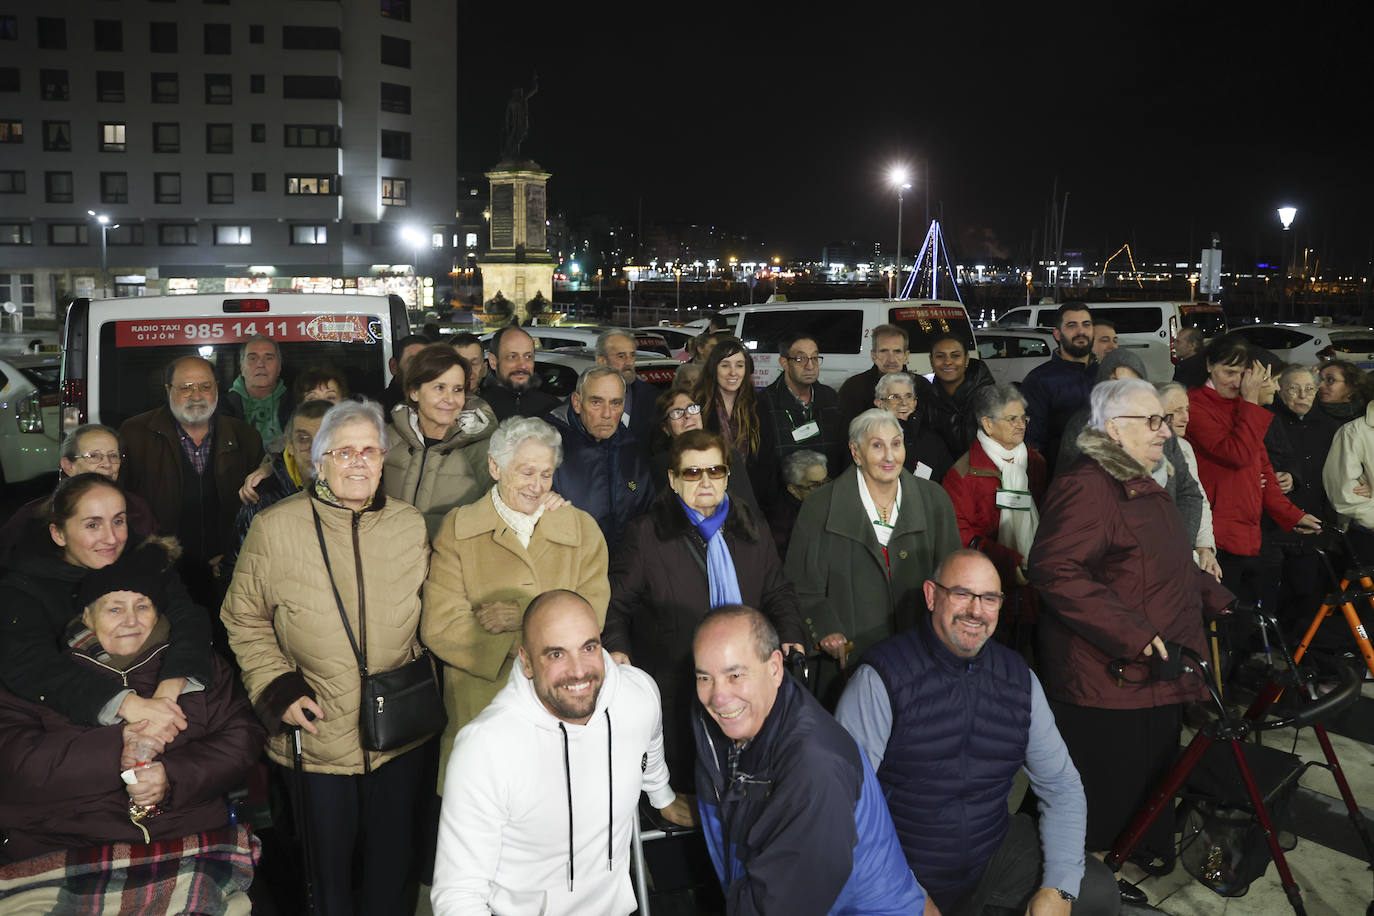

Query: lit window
[291,224,327,245]
[214,225,251,245]
[381,177,408,207]
[100,122,127,152]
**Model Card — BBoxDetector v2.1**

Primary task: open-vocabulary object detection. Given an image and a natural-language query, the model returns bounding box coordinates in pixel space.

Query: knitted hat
[1096,348,1149,383]
[75,537,179,612]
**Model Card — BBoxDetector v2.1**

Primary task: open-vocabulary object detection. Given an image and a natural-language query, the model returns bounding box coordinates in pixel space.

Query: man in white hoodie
[431,589,694,915]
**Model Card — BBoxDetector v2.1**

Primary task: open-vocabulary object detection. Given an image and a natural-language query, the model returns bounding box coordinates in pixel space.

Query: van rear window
[889,305,975,353]
[1092,307,1163,334]
[736,309,864,355]
[1181,308,1227,337]
[98,321,387,428]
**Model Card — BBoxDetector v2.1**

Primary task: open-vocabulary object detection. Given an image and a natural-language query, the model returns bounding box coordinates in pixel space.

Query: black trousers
[282,747,426,916]
[945,814,1120,916]
[1050,701,1182,859]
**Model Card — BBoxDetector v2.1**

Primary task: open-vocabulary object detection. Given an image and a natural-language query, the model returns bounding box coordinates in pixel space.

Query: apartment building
[0,0,456,322]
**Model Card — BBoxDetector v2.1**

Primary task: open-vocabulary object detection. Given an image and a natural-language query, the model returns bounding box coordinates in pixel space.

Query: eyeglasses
[787,355,824,366]
[323,446,388,465]
[996,414,1029,426]
[1283,385,1317,396]
[75,450,124,465]
[677,464,729,481]
[883,393,916,403]
[1112,414,1173,431]
[665,403,703,421]
[171,381,216,396]
[932,582,1004,612]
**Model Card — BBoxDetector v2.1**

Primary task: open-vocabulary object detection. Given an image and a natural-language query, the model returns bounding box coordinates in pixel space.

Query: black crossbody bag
[312,506,446,752]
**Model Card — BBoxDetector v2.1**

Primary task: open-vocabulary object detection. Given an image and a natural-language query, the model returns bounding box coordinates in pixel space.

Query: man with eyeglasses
[836,549,1120,916]
[119,356,263,602]
[0,423,158,564]
[757,331,846,508]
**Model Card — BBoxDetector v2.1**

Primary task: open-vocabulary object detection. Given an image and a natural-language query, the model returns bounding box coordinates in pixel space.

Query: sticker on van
[112,315,385,347]
[891,305,968,322]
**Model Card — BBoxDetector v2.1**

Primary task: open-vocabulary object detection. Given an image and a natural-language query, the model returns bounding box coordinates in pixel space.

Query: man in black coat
[480,326,562,421]
[595,328,659,459]
[757,331,847,508]
[837,323,932,429]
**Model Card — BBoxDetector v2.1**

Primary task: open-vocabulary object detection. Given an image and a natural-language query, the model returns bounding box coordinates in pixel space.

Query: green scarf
[314,476,374,513]
[230,376,285,442]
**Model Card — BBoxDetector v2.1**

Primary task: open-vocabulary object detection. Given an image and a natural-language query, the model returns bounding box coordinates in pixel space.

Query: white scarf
[491,485,544,549]
[976,431,1039,558]
[856,471,901,548]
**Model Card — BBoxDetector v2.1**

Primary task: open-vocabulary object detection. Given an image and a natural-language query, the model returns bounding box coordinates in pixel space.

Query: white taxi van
[60,293,410,432]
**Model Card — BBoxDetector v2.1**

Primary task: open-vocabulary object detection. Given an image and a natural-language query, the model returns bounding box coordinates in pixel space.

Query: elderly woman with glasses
[941,384,1047,646]
[0,423,159,564]
[422,416,608,787]
[222,399,435,916]
[874,371,952,482]
[651,384,761,511]
[604,428,804,785]
[785,408,961,705]
[1029,379,1234,862]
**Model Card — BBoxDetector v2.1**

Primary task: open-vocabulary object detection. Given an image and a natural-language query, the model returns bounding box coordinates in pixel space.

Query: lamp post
[1277,206,1297,320]
[888,168,912,293]
[402,226,424,309]
[87,210,112,298]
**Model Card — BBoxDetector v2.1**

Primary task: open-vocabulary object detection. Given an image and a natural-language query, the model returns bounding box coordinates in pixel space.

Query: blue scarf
[680,494,743,608]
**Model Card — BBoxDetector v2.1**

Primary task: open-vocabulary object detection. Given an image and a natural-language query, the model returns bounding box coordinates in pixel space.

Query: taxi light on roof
[222,298,270,313]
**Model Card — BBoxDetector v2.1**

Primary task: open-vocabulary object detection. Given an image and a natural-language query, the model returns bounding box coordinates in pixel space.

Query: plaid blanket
[0,825,258,915]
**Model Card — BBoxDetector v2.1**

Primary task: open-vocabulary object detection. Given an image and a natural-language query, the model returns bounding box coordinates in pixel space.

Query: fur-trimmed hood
[1075,426,1163,483]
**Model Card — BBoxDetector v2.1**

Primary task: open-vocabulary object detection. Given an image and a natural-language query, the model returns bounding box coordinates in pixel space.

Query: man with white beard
[120,356,263,602]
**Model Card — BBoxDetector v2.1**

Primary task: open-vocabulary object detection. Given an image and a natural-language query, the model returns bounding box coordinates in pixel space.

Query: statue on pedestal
[502,73,539,160]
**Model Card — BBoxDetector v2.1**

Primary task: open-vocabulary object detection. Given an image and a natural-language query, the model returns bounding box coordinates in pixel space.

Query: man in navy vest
[836,549,1121,915]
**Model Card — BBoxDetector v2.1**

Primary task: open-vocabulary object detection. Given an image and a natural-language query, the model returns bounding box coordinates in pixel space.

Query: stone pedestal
[479,159,555,325]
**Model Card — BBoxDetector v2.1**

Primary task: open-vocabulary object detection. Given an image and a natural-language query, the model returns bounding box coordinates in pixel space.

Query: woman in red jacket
[942,383,1047,651]
[1185,334,1321,606]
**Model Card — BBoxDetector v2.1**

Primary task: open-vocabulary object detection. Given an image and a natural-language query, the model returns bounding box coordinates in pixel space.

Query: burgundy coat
[0,642,265,862]
[1028,429,1233,710]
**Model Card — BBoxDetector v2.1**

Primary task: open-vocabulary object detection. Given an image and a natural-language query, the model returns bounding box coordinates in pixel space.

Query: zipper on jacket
[411,443,429,505]
[352,511,372,775]
[72,643,171,686]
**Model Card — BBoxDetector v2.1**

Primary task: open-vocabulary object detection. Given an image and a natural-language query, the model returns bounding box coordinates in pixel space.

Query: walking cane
[292,721,316,915]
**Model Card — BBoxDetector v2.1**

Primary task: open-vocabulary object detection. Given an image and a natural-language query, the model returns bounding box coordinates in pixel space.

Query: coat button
[899,550,908,559]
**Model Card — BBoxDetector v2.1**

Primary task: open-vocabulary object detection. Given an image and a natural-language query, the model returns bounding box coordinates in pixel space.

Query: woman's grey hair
[1278,364,1315,387]
[1155,380,1188,402]
[62,423,121,461]
[576,365,626,400]
[782,449,827,487]
[488,416,564,471]
[874,372,916,400]
[848,407,901,447]
[1089,378,1161,431]
[971,384,1024,423]
[311,398,387,471]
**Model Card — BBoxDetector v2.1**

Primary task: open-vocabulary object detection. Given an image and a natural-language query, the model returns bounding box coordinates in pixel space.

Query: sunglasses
[677,465,729,481]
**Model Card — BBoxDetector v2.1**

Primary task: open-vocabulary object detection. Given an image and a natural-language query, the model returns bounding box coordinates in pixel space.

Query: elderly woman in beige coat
[422,416,610,787]
[223,399,432,916]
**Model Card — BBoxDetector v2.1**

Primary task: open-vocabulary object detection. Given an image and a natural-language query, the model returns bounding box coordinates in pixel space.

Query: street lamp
[401,226,424,308]
[888,168,912,288]
[1277,206,1298,319]
[87,210,117,298]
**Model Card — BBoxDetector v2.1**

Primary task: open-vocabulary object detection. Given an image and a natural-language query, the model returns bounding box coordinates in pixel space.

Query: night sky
[458,7,1372,271]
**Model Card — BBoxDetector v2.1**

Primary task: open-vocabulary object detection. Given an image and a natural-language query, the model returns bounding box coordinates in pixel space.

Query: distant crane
[1099,243,1144,289]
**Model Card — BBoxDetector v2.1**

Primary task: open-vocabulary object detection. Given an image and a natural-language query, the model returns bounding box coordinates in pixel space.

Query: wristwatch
[1055,888,1077,902]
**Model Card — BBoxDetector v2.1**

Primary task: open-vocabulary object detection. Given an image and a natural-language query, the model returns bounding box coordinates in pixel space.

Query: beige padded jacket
[222,490,431,774]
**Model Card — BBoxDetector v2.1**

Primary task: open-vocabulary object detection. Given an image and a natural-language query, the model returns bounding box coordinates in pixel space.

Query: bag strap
[310,502,367,677]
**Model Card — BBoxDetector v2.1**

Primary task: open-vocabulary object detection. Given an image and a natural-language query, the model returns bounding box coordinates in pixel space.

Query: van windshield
[97,321,388,428]
[736,309,865,355]
[1182,308,1227,337]
[889,305,976,353]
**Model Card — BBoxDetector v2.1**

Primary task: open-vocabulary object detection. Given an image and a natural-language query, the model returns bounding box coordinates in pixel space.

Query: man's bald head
[521,589,598,654]
[519,588,605,725]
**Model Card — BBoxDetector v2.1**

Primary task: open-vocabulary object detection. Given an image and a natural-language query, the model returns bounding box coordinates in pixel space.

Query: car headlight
[17,391,43,434]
